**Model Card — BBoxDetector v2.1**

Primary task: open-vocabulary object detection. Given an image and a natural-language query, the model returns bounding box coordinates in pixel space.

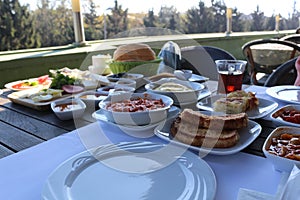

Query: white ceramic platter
[155,117,261,156]
[42,141,217,200]
[266,85,300,104]
[197,95,278,119]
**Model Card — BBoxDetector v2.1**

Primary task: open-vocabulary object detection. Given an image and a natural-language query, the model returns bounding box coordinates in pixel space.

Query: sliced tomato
[11,82,24,89]
[37,75,50,84]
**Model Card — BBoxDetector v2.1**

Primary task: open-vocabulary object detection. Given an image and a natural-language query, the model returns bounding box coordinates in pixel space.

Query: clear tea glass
[215,60,247,94]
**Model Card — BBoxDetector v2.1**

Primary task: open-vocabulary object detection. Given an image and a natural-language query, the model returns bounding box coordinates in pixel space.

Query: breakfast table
[0,80,295,200]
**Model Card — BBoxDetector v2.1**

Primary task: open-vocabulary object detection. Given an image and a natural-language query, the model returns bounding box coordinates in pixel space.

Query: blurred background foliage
[1,0,300,51]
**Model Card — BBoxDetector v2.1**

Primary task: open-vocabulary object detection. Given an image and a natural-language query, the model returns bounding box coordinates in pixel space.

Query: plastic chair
[180,46,236,81]
[242,38,300,85]
[280,34,300,44]
[264,57,297,87]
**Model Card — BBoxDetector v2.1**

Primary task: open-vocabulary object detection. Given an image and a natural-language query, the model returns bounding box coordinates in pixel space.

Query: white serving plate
[188,74,209,82]
[266,85,300,104]
[42,141,216,200]
[270,104,300,127]
[155,114,261,156]
[5,76,51,91]
[197,95,278,119]
[92,106,180,134]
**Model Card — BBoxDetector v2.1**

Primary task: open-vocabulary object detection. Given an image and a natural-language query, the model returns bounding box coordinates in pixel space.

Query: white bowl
[97,85,135,96]
[145,78,205,105]
[270,104,300,127]
[108,73,144,88]
[51,98,86,120]
[107,73,144,82]
[263,126,300,172]
[75,91,108,109]
[98,92,173,126]
[115,78,137,89]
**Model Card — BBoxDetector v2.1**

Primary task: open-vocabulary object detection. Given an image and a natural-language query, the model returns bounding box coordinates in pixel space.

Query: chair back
[242,38,300,85]
[280,34,300,44]
[264,57,297,87]
[180,46,236,81]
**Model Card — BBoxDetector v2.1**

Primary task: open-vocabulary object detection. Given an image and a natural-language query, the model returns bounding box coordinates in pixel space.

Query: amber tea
[215,60,247,94]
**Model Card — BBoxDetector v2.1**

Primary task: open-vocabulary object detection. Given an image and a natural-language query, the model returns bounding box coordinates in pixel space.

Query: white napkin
[237,165,300,200]
[237,188,274,200]
[278,165,300,200]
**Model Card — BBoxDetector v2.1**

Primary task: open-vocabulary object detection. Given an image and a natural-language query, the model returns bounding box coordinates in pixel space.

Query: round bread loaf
[113,43,156,62]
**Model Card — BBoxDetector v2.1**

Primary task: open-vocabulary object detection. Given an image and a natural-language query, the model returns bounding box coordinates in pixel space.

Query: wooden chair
[264,57,298,87]
[242,38,300,85]
[180,45,236,81]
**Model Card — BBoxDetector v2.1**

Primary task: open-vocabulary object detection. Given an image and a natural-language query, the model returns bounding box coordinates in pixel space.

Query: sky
[20,0,299,18]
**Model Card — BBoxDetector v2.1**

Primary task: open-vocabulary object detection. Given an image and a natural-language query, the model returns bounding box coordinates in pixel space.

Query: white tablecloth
[0,85,288,200]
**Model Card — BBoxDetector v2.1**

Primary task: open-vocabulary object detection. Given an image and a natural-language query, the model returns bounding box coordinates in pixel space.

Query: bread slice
[180,109,248,130]
[170,117,239,148]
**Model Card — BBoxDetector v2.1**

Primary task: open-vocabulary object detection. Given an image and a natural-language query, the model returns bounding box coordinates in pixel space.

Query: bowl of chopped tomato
[271,105,300,127]
[263,126,300,172]
[99,92,173,126]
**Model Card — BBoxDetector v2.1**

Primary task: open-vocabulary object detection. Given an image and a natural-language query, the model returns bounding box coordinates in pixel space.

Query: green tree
[250,6,265,31]
[52,0,74,45]
[211,0,226,32]
[84,0,103,40]
[0,0,36,51]
[263,15,276,31]
[106,0,128,38]
[143,9,157,27]
[33,0,74,47]
[157,6,181,31]
[231,8,243,32]
[185,1,213,33]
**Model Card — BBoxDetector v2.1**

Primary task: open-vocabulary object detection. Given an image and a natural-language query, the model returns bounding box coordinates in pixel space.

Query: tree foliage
[0,0,36,50]
[0,0,300,51]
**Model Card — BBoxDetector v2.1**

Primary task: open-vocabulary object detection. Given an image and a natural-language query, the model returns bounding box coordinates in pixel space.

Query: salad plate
[42,141,216,200]
[197,95,278,119]
[154,116,261,155]
[4,75,51,91]
[266,85,300,104]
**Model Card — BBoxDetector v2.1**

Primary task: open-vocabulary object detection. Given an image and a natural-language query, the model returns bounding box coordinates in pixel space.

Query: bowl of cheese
[144,78,205,105]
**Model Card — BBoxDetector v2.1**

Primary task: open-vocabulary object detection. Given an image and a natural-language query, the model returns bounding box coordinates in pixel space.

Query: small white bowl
[270,104,300,127]
[107,73,144,82]
[51,98,86,120]
[115,78,136,89]
[263,126,300,172]
[98,92,173,126]
[75,91,108,109]
[174,70,193,80]
[97,85,135,96]
[145,78,205,105]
